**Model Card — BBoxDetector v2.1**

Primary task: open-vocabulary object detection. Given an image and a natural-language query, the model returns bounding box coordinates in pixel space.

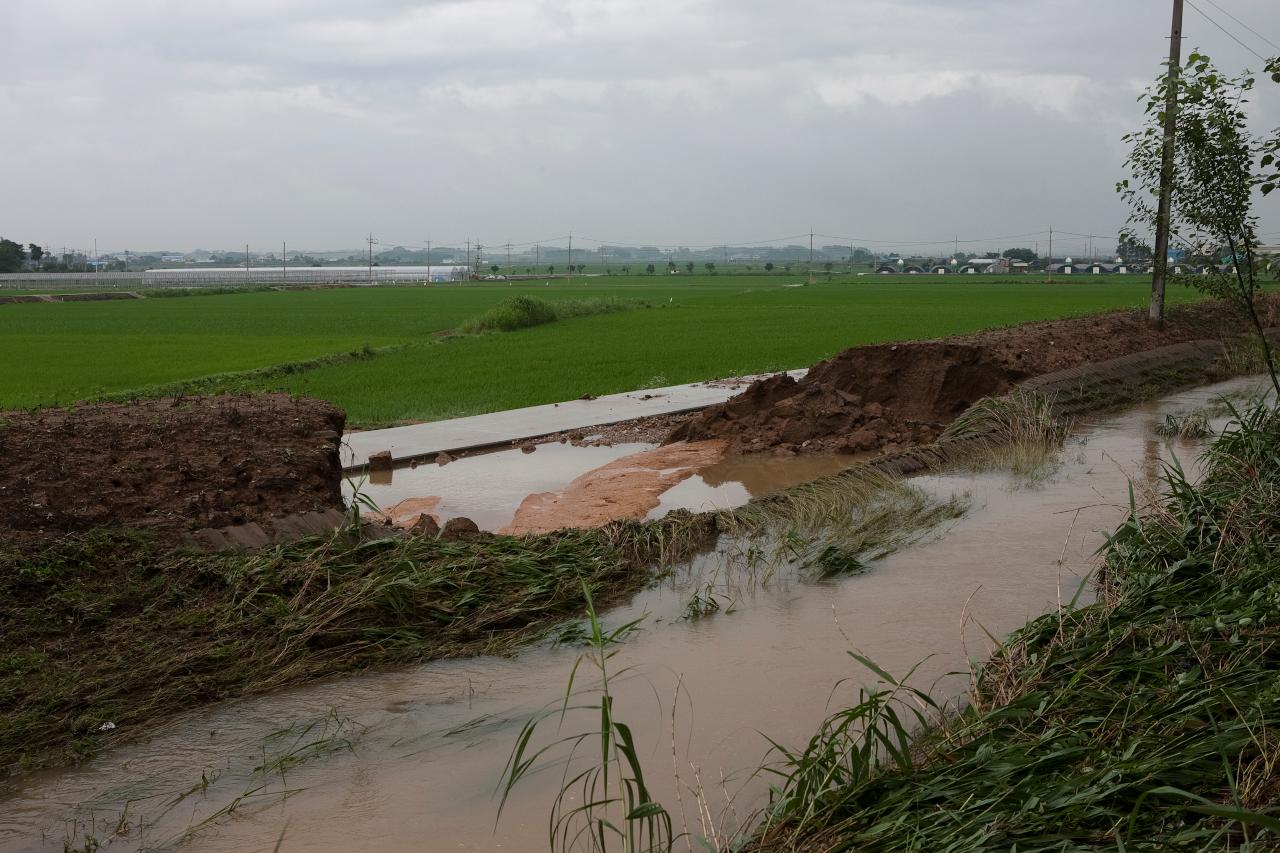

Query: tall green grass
[459,295,642,333]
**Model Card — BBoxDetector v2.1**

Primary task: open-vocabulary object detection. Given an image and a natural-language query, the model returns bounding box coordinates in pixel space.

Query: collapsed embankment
[669,296,1280,455]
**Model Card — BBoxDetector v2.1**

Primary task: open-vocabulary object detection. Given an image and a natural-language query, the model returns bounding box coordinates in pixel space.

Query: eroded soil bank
[0,394,345,548]
[669,296,1280,454]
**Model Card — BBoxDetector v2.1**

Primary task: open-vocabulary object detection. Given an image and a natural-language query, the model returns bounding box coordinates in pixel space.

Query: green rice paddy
[0,275,1197,425]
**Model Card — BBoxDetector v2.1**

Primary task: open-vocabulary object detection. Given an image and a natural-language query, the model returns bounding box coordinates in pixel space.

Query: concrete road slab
[343,370,804,469]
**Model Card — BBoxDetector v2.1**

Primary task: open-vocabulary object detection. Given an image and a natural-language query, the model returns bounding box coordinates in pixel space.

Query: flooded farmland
[2,378,1266,853]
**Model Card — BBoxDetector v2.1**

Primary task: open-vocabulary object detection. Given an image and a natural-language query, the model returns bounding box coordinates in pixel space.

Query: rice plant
[498,586,676,852]
[1154,410,1213,439]
[940,388,1071,480]
[718,467,969,582]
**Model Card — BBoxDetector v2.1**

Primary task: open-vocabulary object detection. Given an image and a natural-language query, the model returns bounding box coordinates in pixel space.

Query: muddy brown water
[2,378,1267,853]
[348,442,860,531]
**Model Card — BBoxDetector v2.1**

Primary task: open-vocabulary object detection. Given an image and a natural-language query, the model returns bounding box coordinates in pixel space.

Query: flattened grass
[0,524,674,774]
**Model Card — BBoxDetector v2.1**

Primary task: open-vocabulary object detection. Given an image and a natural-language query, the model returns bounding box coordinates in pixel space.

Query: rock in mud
[441,516,481,538]
[368,450,393,470]
[436,451,454,466]
[521,442,537,454]
[408,513,440,537]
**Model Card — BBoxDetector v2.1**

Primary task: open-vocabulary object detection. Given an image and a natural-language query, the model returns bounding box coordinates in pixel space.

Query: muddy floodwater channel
[2,378,1267,853]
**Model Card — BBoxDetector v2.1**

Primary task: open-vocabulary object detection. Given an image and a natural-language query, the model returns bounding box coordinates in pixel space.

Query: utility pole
[1151,0,1184,329]
[426,239,432,281]
[506,242,512,276]
[465,239,471,280]
[808,230,814,284]
[367,233,375,283]
[245,243,250,281]
[93,238,98,275]
[536,243,540,273]
[567,233,573,284]
[1048,226,1054,283]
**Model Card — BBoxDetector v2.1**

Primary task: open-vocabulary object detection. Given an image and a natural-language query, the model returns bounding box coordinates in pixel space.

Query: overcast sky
[5,0,1280,255]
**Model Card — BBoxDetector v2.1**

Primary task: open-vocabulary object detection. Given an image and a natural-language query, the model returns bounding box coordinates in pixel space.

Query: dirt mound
[668,297,1280,455]
[0,394,345,547]
[669,343,1018,455]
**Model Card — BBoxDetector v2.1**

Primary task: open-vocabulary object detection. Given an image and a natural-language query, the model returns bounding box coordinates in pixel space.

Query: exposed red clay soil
[368,495,442,528]
[0,394,345,547]
[500,440,727,535]
[668,297,1280,455]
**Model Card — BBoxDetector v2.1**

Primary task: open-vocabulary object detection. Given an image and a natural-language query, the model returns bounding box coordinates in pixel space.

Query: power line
[1186,0,1268,61]
[1198,0,1280,52]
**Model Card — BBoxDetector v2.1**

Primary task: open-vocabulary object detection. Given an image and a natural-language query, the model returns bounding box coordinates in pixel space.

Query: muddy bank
[668,297,1280,454]
[0,394,345,547]
[501,440,727,534]
[0,524,678,775]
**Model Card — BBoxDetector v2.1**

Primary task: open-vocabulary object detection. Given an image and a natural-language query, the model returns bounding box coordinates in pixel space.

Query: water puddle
[348,440,859,532]
[3,377,1268,853]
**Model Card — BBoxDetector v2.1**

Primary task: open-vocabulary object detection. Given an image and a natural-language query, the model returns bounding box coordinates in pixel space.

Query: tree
[1117,235,1153,261]
[704,262,715,274]
[28,244,44,267]
[0,238,26,273]
[1120,51,1280,391]
[1001,247,1038,263]
[823,261,833,274]
[490,264,499,274]
[646,263,655,275]
[685,261,695,274]
[764,262,774,273]
[547,265,555,275]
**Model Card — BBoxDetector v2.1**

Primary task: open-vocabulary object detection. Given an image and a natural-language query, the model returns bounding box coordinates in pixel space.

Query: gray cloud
[5,0,1280,253]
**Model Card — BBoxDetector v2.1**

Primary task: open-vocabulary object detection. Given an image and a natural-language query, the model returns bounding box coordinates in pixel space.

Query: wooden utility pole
[1151,0,1184,329]
[808,230,814,284]
[1048,226,1054,283]
[367,233,375,283]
